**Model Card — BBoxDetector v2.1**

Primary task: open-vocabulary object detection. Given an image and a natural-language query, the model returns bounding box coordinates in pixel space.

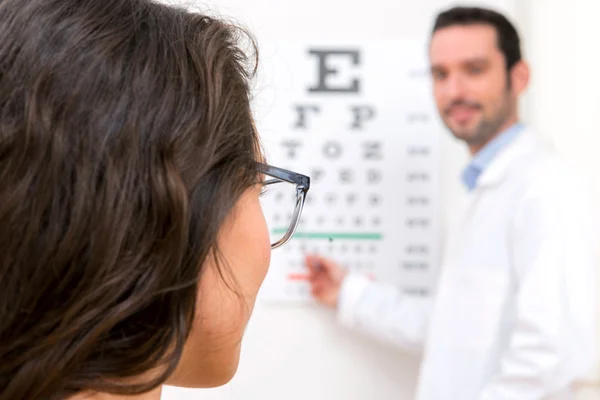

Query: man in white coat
[305,6,598,400]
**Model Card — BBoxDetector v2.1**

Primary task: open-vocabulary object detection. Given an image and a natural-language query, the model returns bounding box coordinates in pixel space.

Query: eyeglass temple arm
[257,163,310,190]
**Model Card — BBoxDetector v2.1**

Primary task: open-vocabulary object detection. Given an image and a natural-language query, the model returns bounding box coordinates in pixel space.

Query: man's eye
[432,71,447,80]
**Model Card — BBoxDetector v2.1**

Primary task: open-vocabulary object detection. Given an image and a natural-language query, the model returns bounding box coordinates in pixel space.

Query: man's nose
[443,74,467,99]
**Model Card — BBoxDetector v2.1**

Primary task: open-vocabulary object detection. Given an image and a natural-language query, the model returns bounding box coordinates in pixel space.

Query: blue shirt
[462,123,525,191]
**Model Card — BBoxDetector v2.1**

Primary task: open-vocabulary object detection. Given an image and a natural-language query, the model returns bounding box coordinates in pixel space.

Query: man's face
[429,24,517,150]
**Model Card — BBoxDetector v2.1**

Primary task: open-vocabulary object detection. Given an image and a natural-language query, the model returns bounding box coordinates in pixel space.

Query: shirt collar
[462,122,525,191]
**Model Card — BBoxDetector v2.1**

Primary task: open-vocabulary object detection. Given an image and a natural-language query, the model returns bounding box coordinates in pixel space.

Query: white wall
[161,0,600,399]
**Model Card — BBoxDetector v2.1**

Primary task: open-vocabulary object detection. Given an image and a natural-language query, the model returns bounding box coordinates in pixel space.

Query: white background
[160,0,600,399]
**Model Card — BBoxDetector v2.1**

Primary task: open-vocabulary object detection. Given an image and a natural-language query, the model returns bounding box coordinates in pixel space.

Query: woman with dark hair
[0,0,309,399]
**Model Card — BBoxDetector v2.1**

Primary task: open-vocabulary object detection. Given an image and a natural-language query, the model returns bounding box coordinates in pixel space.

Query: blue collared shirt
[462,123,525,191]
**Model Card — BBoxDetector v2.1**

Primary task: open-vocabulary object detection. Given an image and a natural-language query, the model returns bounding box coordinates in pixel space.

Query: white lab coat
[337,129,598,400]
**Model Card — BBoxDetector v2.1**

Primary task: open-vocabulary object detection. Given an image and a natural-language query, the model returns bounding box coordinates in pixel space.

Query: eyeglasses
[257,163,310,249]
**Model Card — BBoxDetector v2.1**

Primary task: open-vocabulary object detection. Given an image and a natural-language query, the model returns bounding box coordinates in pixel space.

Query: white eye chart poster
[254,39,443,303]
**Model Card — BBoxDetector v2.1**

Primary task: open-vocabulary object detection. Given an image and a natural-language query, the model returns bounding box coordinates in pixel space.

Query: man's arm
[478,183,598,399]
[337,273,434,353]
[306,254,434,353]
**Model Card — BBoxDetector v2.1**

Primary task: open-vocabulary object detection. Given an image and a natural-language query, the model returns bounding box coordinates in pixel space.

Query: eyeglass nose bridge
[271,185,307,249]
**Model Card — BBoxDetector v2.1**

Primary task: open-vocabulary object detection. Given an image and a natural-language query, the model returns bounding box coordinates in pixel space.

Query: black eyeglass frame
[257,163,310,249]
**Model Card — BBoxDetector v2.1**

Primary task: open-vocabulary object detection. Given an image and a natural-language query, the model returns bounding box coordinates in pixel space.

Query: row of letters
[280,140,431,160]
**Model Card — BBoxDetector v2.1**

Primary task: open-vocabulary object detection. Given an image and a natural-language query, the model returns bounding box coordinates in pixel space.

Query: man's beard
[445,93,513,149]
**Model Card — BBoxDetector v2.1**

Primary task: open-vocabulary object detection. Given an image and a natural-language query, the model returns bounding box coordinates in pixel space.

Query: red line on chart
[287,273,309,281]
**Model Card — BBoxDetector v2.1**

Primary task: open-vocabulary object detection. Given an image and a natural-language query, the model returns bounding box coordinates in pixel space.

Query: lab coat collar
[475,127,538,190]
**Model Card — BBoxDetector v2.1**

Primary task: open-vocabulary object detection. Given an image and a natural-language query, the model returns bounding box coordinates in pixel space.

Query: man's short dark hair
[432,6,522,71]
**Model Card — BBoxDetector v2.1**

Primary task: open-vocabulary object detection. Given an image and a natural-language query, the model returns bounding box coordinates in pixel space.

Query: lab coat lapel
[445,129,538,262]
[475,128,538,190]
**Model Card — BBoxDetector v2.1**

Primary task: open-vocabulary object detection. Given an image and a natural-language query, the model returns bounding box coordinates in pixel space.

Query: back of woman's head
[0,0,261,398]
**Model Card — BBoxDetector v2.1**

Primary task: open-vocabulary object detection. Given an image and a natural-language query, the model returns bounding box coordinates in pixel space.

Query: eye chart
[253,39,443,303]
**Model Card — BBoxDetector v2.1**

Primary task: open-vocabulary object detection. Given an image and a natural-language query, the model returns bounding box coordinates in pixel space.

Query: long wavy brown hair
[0,0,261,398]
